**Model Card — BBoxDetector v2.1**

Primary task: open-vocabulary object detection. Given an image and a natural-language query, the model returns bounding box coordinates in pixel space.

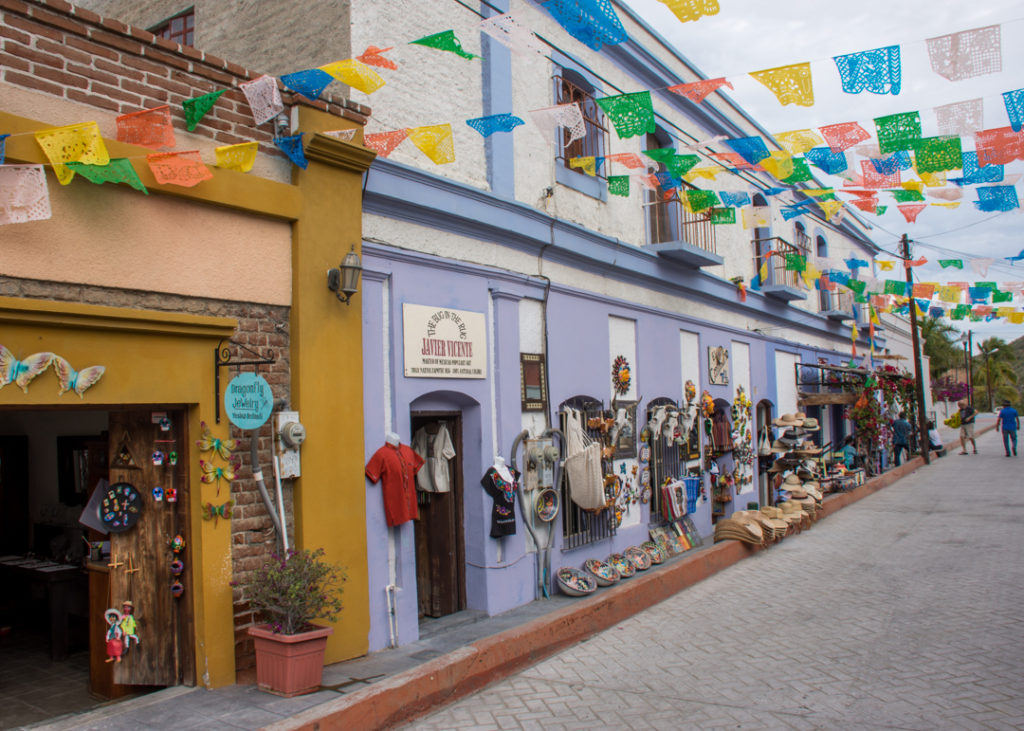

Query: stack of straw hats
[713,513,765,546]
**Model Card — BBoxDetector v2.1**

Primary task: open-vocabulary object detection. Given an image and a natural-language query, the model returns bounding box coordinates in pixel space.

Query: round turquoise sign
[224,372,273,429]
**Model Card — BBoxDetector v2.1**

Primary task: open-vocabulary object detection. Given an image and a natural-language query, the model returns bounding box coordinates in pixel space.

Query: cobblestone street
[405,429,1024,730]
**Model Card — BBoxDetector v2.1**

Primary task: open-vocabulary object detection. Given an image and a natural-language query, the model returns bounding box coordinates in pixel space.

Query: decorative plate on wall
[101,482,142,533]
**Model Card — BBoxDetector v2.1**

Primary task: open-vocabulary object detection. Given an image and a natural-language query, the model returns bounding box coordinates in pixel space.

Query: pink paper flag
[667,77,733,103]
[897,204,927,223]
[819,122,870,152]
[116,105,175,149]
[239,75,284,126]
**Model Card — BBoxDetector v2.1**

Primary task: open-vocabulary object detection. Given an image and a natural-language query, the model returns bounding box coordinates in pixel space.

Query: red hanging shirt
[365,443,424,527]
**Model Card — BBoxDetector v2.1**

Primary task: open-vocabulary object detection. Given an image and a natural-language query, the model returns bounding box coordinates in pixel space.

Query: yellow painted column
[290,109,376,663]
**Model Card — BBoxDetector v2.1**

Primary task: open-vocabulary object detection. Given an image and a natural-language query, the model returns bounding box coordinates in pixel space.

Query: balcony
[821,289,855,320]
[753,236,807,301]
[644,197,723,268]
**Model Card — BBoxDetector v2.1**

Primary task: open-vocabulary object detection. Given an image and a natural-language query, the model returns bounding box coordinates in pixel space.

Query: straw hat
[782,474,803,487]
[795,412,808,423]
[772,413,801,427]
[801,417,820,431]
[771,439,796,453]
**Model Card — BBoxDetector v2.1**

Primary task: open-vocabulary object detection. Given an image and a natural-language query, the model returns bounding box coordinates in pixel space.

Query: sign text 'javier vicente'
[403,303,487,379]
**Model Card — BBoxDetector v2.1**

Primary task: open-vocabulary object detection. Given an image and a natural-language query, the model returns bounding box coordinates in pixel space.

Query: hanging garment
[365,442,424,527]
[411,424,456,492]
[480,466,520,537]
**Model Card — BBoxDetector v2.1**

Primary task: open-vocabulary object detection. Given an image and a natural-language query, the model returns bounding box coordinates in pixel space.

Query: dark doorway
[756,400,774,508]
[409,411,465,619]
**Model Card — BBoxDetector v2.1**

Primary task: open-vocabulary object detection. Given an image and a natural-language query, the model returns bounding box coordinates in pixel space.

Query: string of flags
[0,5,1021,265]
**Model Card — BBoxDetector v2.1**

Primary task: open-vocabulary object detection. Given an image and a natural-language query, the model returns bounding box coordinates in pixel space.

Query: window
[150,8,194,47]
[645,399,685,525]
[556,71,607,171]
[643,129,716,252]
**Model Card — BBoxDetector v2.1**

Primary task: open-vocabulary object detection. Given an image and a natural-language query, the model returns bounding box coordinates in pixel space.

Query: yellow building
[0,1,373,714]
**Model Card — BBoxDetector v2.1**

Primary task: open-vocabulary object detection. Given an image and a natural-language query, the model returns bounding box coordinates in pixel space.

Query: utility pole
[903,233,930,465]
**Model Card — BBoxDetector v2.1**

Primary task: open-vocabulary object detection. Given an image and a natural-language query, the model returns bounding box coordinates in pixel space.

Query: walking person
[957,399,978,455]
[996,400,1019,457]
[892,411,912,466]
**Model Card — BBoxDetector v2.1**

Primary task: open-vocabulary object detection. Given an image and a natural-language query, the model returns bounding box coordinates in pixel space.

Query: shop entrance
[756,400,774,507]
[409,411,465,619]
[0,406,193,728]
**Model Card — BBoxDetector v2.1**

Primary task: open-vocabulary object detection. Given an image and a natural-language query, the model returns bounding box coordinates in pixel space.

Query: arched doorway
[756,399,774,507]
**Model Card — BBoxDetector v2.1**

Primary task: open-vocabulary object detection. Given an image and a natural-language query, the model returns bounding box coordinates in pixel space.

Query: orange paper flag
[363,129,408,157]
[146,150,213,187]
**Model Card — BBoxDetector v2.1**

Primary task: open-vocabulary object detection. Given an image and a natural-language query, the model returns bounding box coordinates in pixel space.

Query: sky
[619,0,1024,342]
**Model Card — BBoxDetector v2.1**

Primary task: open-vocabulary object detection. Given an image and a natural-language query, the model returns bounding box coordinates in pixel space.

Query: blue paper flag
[0,133,7,164]
[274,133,308,170]
[781,207,805,221]
[718,191,751,208]
[959,151,1004,185]
[280,69,334,101]
[833,45,901,95]
[465,113,525,137]
[915,299,931,312]
[541,0,626,51]
[869,150,911,175]
[845,258,869,271]
[804,147,848,175]
[1004,89,1024,133]
[725,136,771,165]
[655,171,681,190]
[929,306,945,318]
[1006,249,1024,264]
[761,187,787,196]
[829,270,851,286]
[968,287,990,303]
[975,185,1019,212]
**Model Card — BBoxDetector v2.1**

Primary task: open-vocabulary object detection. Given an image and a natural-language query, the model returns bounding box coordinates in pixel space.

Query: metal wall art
[708,345,730,385]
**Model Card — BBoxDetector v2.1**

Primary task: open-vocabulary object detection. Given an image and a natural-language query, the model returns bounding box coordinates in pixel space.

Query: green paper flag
[182,89,225,132]
[781,157,813,184]
[709,207,736,225]
[784,252,807,272]
[847,278,866,295]
[596,91,655,139]
[66,158,148,194]
[891,189,924,202]
[913,135,963,174]
[666,154,700,178]
[686,188,719,212]
[976,281,998,292]
[608,175,630,197]
[875,205,888,215]
[410,30,478,60]
[884,280,906,295]
[951,304,968,320]
[938,259,964,269]
[875,111,921,154]
[643,148,677,164]
[992,290,1012,303]
[854,293,869,303]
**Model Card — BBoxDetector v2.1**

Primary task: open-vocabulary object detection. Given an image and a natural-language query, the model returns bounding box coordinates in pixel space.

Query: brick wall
[0,0,369,155]
[0,275,294,676]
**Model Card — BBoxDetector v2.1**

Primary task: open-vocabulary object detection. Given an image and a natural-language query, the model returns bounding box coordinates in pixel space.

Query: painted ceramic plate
[624,546,652,571]
[557,567,597,596]
[101,482,142,533]
[605,553,635,578]
[640,541,664,564]
[534,488,559,522]
[582,558,620,586]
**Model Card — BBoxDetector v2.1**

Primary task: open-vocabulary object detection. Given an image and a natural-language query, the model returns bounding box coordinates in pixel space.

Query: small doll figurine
[104,608,124,663]
[119,600,140,654]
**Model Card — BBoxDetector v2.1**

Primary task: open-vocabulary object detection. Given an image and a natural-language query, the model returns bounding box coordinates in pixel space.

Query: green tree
[974,337,1018,411]
[919,318,962,379]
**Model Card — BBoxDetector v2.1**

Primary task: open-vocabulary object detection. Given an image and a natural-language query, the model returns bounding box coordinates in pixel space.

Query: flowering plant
[247,548,346,635]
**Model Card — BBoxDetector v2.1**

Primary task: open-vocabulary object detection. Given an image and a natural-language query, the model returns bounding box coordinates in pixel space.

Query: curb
[262,429,994,731]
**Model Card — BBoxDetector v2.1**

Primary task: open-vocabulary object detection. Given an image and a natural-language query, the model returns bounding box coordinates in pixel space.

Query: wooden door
[412,414,465,619]
[107,409,192,686]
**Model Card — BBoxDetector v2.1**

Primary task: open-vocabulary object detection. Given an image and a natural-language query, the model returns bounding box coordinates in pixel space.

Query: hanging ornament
[611,355,631,396]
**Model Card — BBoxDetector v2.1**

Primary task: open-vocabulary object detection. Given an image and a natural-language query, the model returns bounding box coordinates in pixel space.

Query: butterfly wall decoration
[200,499,234,527]
[0,345,54,393]
[52,355,105,398]
[196,421,237,460]
[199,458,239,494]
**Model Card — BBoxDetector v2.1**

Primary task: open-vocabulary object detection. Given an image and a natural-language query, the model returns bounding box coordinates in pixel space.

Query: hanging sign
[224,372,273,429]
[403,303,487,379]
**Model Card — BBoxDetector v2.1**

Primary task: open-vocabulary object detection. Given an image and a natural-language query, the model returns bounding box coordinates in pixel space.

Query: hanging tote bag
[562,409,607,511]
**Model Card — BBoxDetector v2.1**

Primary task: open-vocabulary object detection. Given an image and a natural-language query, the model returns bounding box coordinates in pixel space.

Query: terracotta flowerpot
[248,623,333,697]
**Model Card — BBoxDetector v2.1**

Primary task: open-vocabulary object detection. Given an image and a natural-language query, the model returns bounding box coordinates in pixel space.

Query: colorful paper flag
[606,153,646,169]
[913,135,963,173]
[686,189,719,212]
[479,13,548,57]
[115,106,175,149]
[363,129,408,157]
[709,207,735,225]
[239,75,284,126]
[146,150,212,187]
[355,45,399,70]
[465,113,525,137]
[319,59,386,94]
[897,203,927,223]
[596,91,655,139]
[975,185,1019,212]
[608,175,629,196]
[410,30,478,59]
[0,164,51,225]
[926,24,1002,81]
[529,103,586,145]
[666,76,732,102]
[215,142,259,172]
[934,98,984,137]
[974,126,1024,167]
[570,156,597,176]
[656,0,720,22]
[750,62,814,107]
[776,129,823,155]
[539,0,627,51]
[181,89,225,132]
[65,159,148,193]
[1004,89,1024,132]
[875,111,921,154]
[407,124,456,164]
[725,136,770,165]
[34,121,110,185]
[804,146,848,174]
[833,45,901,95]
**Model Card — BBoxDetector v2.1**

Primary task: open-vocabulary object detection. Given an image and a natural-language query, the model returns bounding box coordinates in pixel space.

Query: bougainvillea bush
[247,548,346,635]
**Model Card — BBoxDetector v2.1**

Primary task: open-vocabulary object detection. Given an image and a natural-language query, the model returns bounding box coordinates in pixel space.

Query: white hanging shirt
[411,425,456,493]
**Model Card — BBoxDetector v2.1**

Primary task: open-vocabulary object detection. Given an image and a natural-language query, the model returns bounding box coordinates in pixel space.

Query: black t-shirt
[959,406,976,425]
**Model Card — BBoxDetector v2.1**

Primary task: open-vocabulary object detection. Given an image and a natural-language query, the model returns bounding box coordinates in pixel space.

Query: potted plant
[245,548,347,697]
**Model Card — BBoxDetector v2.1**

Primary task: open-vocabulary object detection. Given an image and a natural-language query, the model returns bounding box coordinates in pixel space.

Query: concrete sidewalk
[25,425,994,731]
